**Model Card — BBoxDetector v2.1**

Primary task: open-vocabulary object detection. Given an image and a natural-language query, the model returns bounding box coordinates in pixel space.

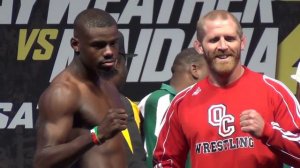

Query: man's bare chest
[74,84,122,127]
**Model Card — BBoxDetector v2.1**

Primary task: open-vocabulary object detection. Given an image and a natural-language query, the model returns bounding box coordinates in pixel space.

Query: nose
[104,44,114,55]
[217,38,228,51]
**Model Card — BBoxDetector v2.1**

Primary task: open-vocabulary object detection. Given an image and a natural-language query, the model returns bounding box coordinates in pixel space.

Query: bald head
[73,8,117,37]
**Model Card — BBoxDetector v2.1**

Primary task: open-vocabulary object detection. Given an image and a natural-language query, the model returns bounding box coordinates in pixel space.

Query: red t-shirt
[153,67,300,168]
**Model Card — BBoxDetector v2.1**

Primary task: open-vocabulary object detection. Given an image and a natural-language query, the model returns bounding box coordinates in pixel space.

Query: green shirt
[139,84,191,168]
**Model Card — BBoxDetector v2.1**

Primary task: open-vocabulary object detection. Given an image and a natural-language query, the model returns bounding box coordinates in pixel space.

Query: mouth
[102,61,115,67]
[98,59,116,70]
[216,54,230,59]
[214,54,233,64]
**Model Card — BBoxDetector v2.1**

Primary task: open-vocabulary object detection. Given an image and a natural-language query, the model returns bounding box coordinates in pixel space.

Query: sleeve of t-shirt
[153,97,188,168]
[262,77,300,167]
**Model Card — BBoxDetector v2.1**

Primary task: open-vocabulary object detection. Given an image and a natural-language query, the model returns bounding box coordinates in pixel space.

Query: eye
[209,37,220,43]
[91,41,107,49]
[110,41,117,47]
[224,36,236,42]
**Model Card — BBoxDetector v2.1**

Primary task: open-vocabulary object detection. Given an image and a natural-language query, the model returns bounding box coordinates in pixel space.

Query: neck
[69,57,99,84]
[210,65,245,87]
[170,74,194,93]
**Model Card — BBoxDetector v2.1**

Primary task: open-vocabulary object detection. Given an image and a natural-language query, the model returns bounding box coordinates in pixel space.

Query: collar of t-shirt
[160,83,176,96]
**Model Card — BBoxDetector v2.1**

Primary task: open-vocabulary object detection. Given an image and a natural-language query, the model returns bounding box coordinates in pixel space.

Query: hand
[98,108,128,141]
[240,109,265,138]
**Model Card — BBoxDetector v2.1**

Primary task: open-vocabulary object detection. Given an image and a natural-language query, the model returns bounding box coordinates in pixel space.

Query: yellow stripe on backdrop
[277,24,300,94]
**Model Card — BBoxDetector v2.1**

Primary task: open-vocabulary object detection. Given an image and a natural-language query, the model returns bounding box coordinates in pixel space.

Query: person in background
[283,61,300,168]
[291,61,300,102]
[139,47,208,168]
[153,10,300,168]
[34,9,128,168]
[102,31,147,168]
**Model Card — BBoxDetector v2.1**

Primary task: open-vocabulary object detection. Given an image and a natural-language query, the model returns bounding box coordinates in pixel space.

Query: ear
[240,35,246,50]
[70,37,80,53]
[193,40,204,54]
[190,64,200,80]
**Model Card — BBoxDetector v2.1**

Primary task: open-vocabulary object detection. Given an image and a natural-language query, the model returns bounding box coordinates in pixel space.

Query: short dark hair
[171,47,205,73]
[73,8,117,37]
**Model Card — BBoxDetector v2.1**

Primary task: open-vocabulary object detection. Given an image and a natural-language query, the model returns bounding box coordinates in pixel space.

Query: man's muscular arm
[34,83,85,168]
[33,84,127,168]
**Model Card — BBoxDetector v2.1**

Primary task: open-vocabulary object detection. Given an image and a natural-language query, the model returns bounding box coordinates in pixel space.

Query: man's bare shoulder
[38,71,82,117]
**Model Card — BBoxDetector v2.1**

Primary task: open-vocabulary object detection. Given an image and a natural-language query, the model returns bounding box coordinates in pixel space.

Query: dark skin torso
[71,74,126,168]
[34,62,127,168]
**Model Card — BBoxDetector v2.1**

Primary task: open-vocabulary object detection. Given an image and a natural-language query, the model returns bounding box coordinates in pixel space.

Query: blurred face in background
[111,53,128,90]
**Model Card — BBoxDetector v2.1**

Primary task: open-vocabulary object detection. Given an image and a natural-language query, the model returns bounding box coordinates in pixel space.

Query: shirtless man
[33,8,128,168]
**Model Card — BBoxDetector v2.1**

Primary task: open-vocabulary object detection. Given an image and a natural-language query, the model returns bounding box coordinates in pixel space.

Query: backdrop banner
[0,0,299,167]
